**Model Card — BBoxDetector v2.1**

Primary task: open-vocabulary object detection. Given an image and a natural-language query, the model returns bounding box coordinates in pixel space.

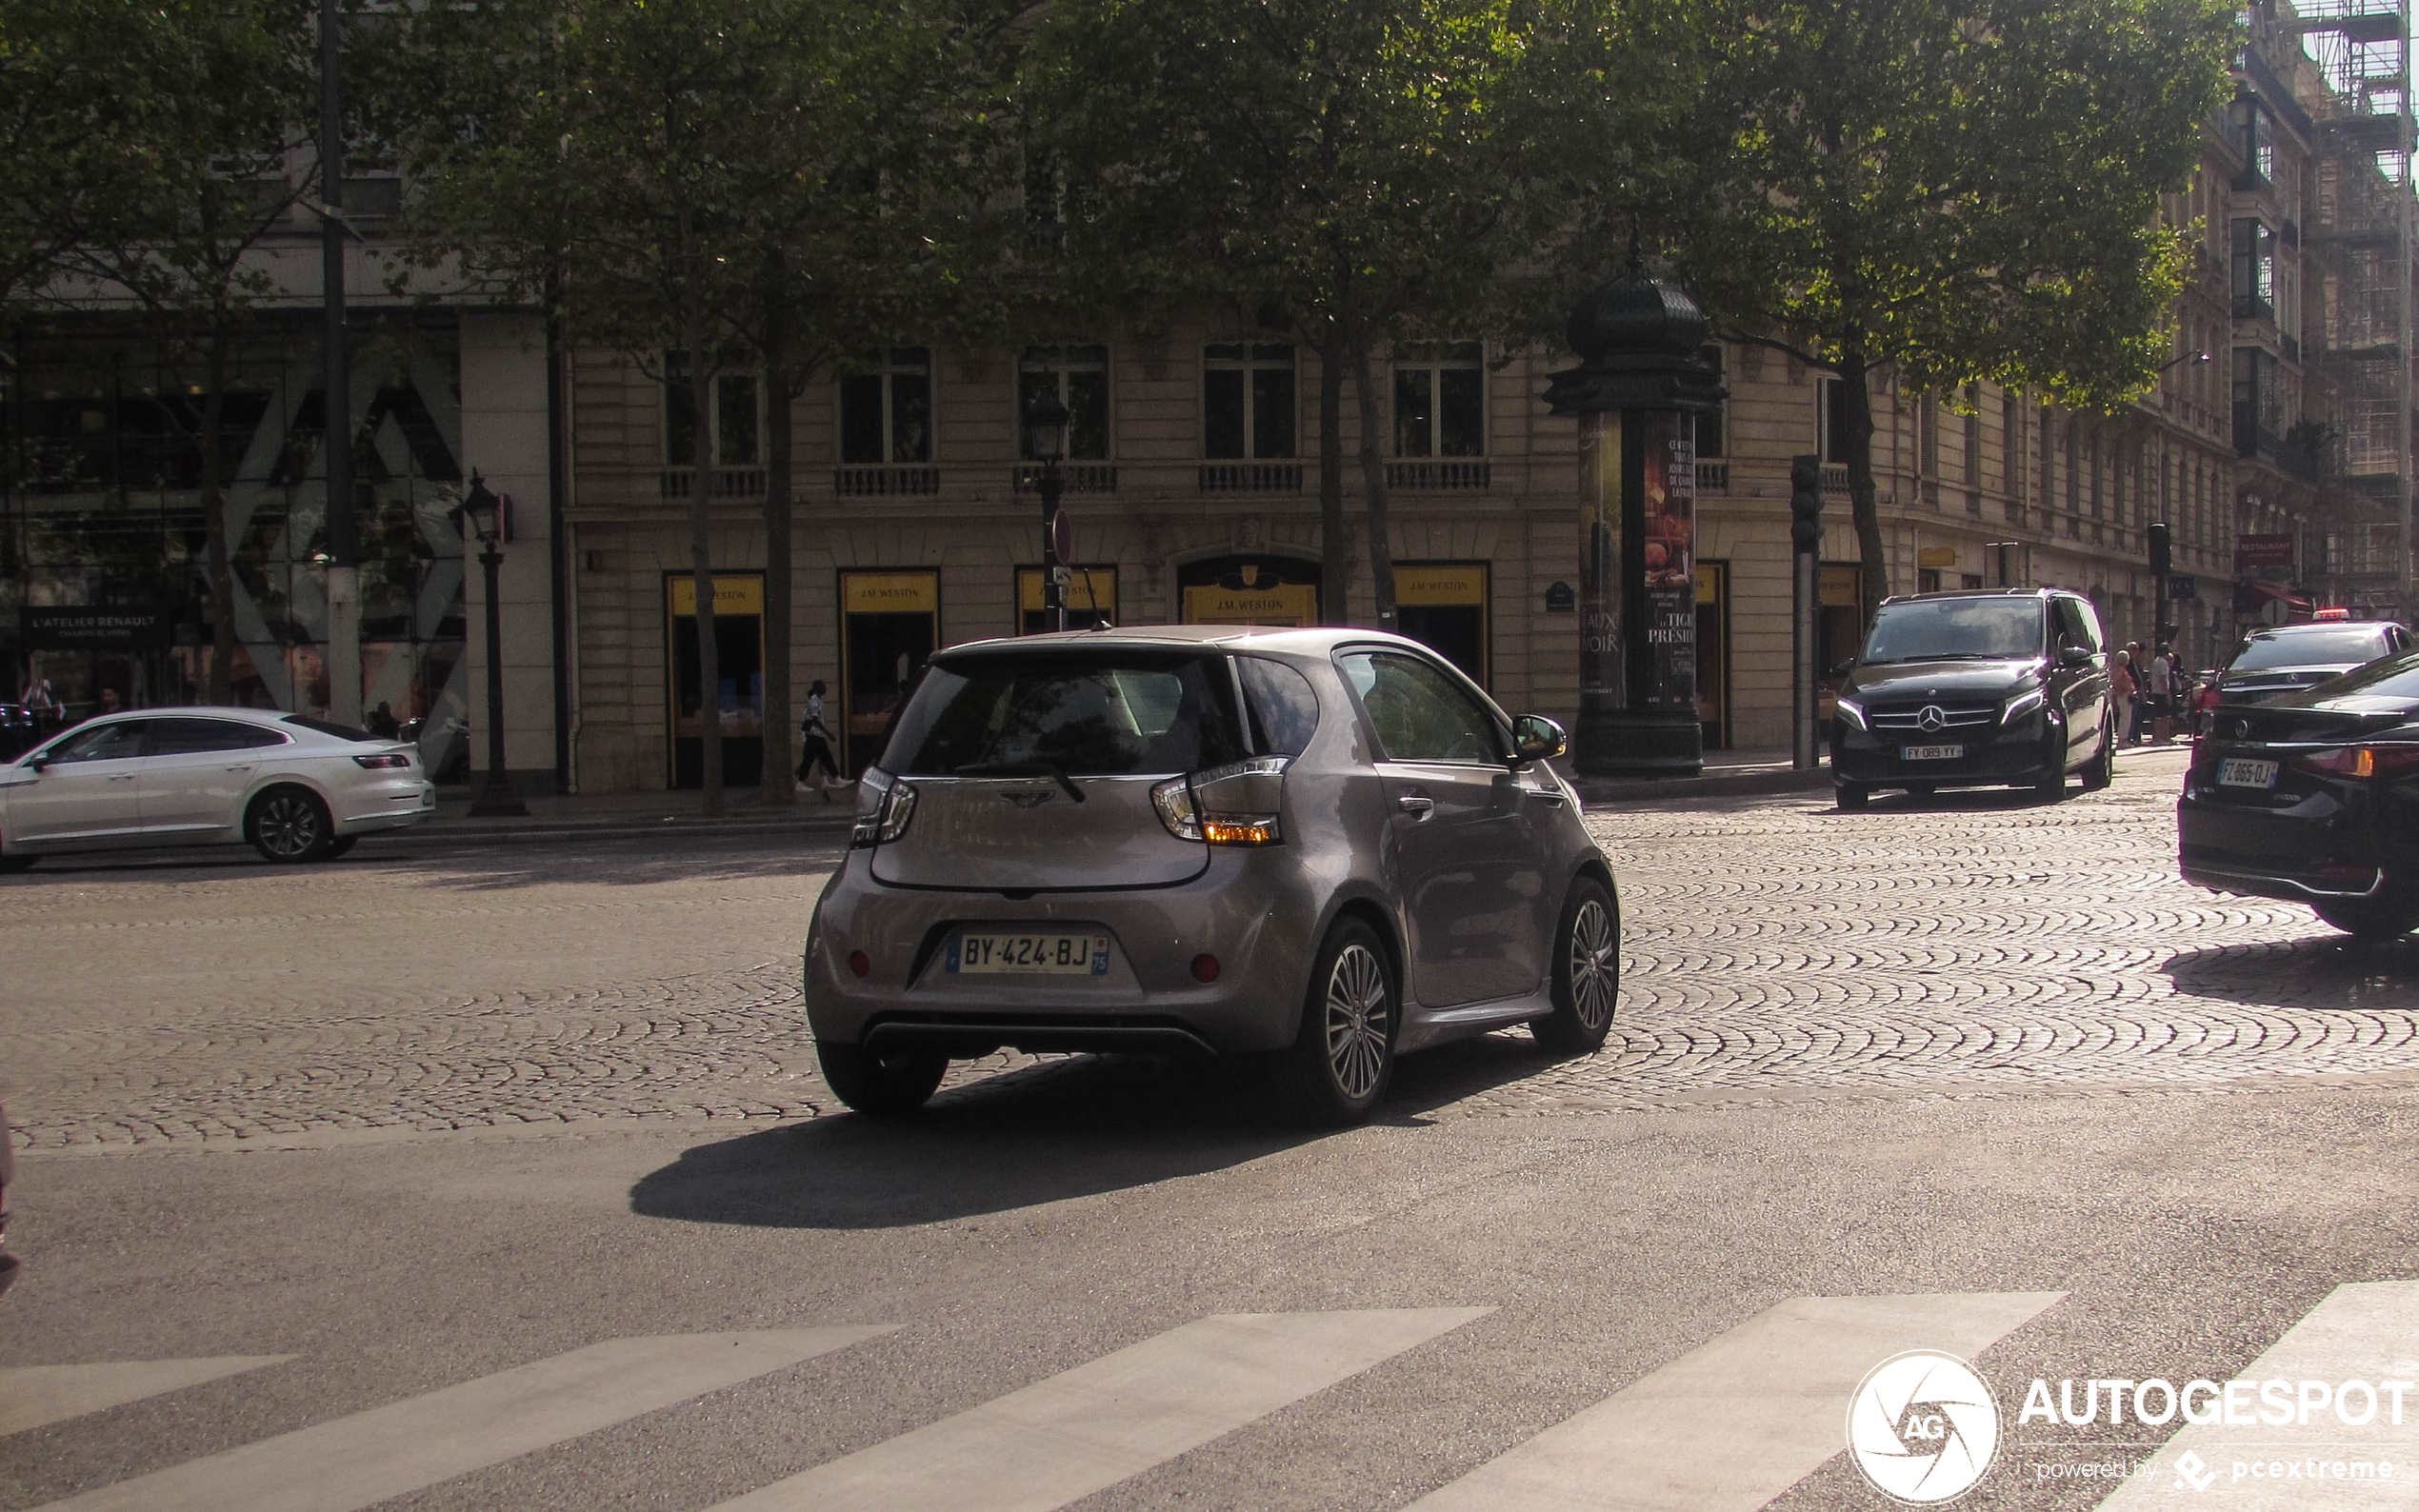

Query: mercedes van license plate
[1902,744,1963,761]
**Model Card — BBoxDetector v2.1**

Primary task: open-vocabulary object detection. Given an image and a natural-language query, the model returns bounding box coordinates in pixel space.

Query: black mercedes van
[1829,587,2115,808]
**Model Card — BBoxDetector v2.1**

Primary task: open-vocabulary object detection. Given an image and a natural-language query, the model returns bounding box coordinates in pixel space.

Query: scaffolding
[2293,0,2415,615]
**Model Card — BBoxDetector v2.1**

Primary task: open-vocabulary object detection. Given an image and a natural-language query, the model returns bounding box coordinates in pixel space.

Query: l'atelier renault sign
[20,607,173,649]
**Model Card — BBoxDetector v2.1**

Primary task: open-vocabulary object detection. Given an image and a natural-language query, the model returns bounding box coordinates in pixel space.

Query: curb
[1572,765,1832,806]
[364,811,858,847]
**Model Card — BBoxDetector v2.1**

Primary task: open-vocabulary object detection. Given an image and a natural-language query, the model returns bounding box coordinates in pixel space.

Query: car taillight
[2194,687,2220,713]
[1151,758,1287,846]
[2291,746,2419,780]
[850,774,916,846]
[352,752,410,768]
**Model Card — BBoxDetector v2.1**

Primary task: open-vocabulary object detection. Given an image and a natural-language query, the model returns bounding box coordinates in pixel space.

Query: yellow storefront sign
[1393,564,1487,607]
[667,574,765,616]
[1819,565,1862,608]
[1183,583,1319,626]
[843,571,938,615]
[1019,567,1117,615]
[1916,546,1959,568]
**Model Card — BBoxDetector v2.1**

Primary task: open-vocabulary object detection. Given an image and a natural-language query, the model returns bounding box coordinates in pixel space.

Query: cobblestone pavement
[9,745,2417,1151]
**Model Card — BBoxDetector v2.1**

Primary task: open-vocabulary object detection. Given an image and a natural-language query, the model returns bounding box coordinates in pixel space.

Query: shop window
[665,353,760,467]
[839,569,938,774]
[1017,565,1117,633]
[1393,562,1489,686]
[1392,344,1485,458]
[838,348,932,464]
[1203,344,1295,459]
[665,573,766,788]
[1017,346,1110,460]
[1820,377,1856,463]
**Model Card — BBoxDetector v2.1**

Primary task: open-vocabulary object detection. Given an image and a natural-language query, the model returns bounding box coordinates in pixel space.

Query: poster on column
[1643,413,1697,707]
[1577,411,1624,707]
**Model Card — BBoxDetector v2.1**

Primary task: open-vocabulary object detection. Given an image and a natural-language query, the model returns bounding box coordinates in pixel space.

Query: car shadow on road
[0,829,849,890]
[629,1030,1572,1230]
[2163,933,2419,1011]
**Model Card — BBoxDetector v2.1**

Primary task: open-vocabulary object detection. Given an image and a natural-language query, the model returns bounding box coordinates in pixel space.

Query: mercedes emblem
[1917,705,1948,733]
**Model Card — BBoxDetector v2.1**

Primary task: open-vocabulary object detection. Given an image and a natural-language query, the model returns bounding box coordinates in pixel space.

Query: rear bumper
[2178,785,2388,900]
[804,846,1326,1057]
[335,781,437,834]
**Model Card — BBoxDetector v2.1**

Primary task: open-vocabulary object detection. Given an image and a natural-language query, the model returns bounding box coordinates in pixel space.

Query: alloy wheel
[1568,899,1618,1031]
[257,794,320,860]
[1323,943,1391,1100]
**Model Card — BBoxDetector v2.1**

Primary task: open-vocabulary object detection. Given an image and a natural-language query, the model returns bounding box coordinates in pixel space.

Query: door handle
[1397,794,1435,817]
[224,764,254,772]
[109,773,135,782]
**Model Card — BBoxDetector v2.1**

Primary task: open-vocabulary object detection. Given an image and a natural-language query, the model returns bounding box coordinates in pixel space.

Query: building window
[2232,98,2275,187]
[2004,393,2022,496]
[2232,219,2275,321]
[1017,345,1110,460]
[1204,344,1296,459]
[839,348,932,464]
[665,354,760,467]
[1962,391,1981,487]
[1392,343,1485,457]
[2234,347,2280,457]
[1820,377,1855,462]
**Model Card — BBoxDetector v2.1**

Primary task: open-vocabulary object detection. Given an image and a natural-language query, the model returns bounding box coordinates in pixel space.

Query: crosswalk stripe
[26,1325,894,1512]
[2093,1280,2419,1510]
[1405,1290,2066,1511]
[0,1357,296,1438]
[705,1306,1493,1512]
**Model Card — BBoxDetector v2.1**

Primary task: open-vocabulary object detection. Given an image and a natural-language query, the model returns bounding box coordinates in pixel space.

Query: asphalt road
[10,744,2419,1512]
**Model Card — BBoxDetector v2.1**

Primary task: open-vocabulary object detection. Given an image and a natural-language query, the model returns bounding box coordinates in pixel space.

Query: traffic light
[2148,521,2171,577]
[1789,453,1823,552]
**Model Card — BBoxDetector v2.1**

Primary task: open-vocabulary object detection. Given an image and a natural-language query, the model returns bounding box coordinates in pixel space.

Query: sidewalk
[400,783,861,845]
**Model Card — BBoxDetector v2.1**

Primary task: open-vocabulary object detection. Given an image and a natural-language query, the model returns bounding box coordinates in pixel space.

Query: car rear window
[1859,599,2045,663]
[282,714,376,741]
[2281,647,2419,702]
[2229,627,2393,670]
[881,651,1248,776]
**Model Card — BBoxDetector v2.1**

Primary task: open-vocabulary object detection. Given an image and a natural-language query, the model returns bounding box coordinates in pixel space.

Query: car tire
[1835,783,1870,810]
[247,786,335,863]
[2034,748,2067,801]
[1275,918,1397,1126]
[816,1040,947,1116]
[2313,895,2419,942]
[326,835,359,860]
[1532,876,1619,1055]
[2081,713,2115,791]
[0,846,35,873]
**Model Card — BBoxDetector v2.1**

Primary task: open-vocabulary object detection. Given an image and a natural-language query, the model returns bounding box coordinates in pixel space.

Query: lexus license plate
[948,931,1111,975]
[2218,757,2280,789]
[1902,744,1964,761]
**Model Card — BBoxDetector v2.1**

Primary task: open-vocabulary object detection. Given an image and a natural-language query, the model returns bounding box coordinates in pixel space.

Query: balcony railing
[1385,460,1490,490]
[1011,464,1118,494]
[1821,464,1849,493]
[1199,462,1303,492]
[1694,460,1729,493]
[657,468,766,499]
[834,467,940,496]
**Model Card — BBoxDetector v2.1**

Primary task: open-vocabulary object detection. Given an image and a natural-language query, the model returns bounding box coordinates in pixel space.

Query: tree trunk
[1839,351,1888,628]
[201,328,236,704]
[684,267,724,817]
[1316,341,1348,624]
[758,278,795,806]
[1349,342,1397,631]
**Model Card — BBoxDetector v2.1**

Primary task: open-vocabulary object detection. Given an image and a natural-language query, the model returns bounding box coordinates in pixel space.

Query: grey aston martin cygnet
[803,626,1621,1125]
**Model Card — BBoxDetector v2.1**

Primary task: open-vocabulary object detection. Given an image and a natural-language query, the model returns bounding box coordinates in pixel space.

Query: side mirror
[1511,714,1567,765]
[1829,659,1856,679]
[25,755,48,773]
[2058,645,2095,668]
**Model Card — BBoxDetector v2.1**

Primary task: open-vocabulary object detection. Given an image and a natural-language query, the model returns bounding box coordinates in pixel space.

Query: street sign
[2169,577,2198,601]
[1050,508,1073,566]
[20,607,172,649]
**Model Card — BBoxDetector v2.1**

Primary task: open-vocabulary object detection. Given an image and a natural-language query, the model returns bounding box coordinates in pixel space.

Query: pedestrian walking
[2122,641,2148,744]
[2147,642,2177,744]
[18,673,61,737]
[797,679,844,800]
[365,701,400,739]
[2110,649,2137,743]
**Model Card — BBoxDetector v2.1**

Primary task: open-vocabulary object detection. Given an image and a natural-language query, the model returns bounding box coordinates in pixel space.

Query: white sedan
[0,707,437,870]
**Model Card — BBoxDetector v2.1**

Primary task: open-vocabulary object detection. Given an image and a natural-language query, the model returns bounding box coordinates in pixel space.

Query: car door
[1337,648,1544,1006]
[138,717,290,837]
[4,719,151,846]
[2052,597,2109,762]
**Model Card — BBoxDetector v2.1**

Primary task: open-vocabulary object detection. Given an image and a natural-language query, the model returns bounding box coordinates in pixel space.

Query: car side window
[1337,650,1502,765]
[2052,599,2091,650]
[1235,656,1321,757]
[149,718,286,756]
[45,721,149,763]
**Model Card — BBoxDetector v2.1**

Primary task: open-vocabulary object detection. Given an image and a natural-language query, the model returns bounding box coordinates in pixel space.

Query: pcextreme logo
[1847,1350,2004,1504]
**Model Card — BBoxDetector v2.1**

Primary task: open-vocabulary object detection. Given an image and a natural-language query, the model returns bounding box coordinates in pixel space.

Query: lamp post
[459,473,528,818]
[1027,390,1070,632]
[1545,270,1727,779]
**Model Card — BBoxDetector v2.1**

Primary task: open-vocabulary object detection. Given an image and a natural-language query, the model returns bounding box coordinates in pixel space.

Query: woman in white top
[797,680,843,798]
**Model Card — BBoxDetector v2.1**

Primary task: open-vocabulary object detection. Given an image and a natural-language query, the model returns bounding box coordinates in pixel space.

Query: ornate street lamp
[1546,270,1727,779]
[457,472,528,817]
[1027,389,1071,632]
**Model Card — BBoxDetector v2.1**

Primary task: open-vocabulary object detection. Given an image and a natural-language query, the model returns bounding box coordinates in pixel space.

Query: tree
[1646,0,2235,621]
[1030,0,1587,627]
[61,0,322,704]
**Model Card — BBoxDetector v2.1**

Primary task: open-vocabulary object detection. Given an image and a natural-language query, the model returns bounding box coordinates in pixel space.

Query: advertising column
[1643,413,1697,711]
[1576,411,1625,717]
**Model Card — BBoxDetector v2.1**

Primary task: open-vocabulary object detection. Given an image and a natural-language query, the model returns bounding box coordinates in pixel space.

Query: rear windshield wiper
[952,760,1087,803]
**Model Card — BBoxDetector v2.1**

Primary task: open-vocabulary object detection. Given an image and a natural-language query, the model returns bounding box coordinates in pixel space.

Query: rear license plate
[2219,757,2280,789]
[1902,745,1964,761]
[948,931,1111,975]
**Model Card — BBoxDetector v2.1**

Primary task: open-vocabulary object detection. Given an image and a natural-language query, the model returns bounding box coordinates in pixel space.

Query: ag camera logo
[1848,1350,2003,1504]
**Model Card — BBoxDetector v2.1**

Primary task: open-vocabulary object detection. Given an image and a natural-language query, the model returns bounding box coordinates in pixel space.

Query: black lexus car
[2193,620,2411,732]
[1830,587,2115,808]
[2180,648,2419,938]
